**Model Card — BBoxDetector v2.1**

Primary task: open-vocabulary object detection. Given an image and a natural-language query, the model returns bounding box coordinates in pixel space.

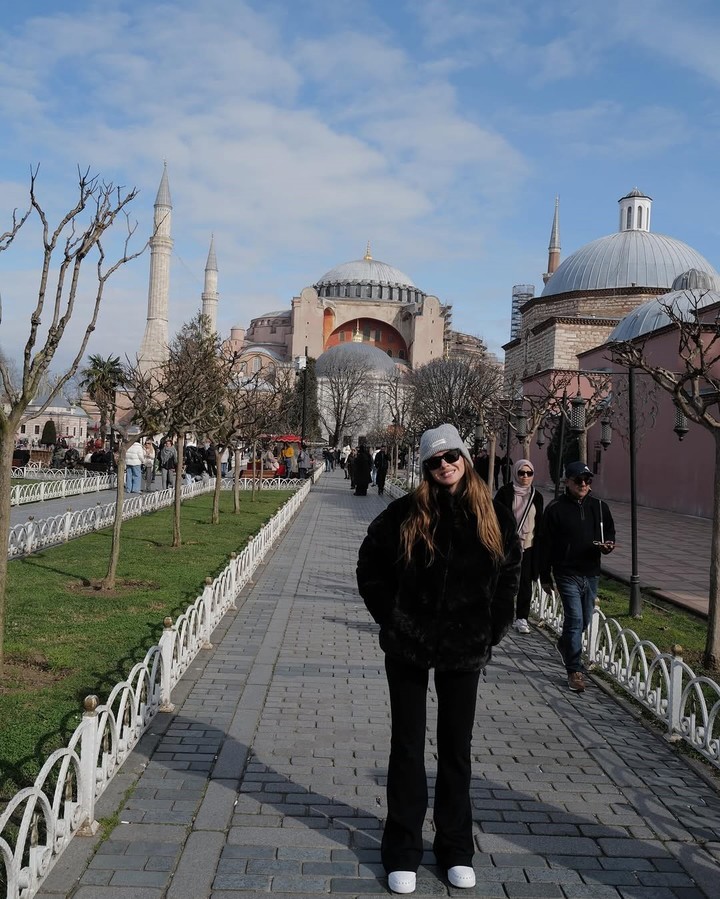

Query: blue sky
[3,0,720,372]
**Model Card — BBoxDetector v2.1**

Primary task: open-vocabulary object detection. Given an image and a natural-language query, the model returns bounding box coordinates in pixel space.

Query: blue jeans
[125,464,142,494]
[555,574,598,673]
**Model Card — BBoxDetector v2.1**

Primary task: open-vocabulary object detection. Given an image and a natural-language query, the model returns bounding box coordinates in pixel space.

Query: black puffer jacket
[356,491,521,672]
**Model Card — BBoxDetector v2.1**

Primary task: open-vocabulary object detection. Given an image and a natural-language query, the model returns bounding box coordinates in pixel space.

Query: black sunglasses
[424,449,462,470]
[517,469,534,477]
[572,475,592,484]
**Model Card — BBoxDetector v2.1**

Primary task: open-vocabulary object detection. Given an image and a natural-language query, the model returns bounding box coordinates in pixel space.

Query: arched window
[387,350,393,357]
[365,284,372,298]
[355,285,361,297]
[378,286,383,299]
[626,206,632,229]
[398,349,406,359]
[637,206,643,229]
[343,286,349,297]
[252,357,261,373]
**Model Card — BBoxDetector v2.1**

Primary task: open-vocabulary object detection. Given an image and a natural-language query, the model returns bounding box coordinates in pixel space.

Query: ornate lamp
[673,407,689,441]
[569,392,587,434]
[600,418,612,450]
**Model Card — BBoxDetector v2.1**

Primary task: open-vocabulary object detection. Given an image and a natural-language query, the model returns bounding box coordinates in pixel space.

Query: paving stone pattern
[38,472,720,898]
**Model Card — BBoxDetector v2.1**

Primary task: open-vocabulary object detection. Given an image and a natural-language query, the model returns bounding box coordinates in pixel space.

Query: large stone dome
[542,231,720,298]
[314,250,423,303]
[608,269,720,342]
[315,341,401,376]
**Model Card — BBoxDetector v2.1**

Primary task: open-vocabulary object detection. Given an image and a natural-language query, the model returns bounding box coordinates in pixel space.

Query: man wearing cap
[540,461,616,693]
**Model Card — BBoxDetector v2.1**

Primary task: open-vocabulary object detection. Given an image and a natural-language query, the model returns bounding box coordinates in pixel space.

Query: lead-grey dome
[315,342,400,376]
[608,271,720,342]
[542,231,720,298]
[315,253,424,303]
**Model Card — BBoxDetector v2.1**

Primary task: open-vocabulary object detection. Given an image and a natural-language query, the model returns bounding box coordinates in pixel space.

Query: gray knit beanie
[418,424,473,468]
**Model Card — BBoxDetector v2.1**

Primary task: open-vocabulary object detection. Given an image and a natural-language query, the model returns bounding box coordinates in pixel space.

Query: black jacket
[494,484,544,578]
[356,491,521,672]
[540,492,616,580]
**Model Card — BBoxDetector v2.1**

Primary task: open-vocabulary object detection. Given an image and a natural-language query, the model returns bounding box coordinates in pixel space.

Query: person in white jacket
[125,440,145,494]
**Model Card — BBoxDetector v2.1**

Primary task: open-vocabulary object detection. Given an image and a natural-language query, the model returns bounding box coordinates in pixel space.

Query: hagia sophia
[130,166,719,517]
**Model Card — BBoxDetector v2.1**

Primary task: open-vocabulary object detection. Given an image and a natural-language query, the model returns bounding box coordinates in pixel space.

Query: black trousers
[515,547,535,620]
[382,656,480,873]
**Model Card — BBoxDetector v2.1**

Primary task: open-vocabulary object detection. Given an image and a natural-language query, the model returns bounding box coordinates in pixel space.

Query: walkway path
[37,470,720,898]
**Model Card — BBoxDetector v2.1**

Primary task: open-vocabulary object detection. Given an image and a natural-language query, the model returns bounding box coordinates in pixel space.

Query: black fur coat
[356,490,521,672]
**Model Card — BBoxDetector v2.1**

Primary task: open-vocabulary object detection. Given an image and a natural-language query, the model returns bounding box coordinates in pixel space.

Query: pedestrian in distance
[125,439,145,494]
[141,439,157,493]
[494,459,544,634]
[357,423,521,894]
[374,445,390,495]
[353,444,373,495]
[540,461,616,693]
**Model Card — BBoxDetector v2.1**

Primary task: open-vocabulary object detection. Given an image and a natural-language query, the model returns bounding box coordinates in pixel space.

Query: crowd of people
[356,423,616,894]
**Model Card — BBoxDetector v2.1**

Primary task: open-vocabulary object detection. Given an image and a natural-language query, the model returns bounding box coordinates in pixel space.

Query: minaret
[201,235,219,333]
[138,164,173,373]
[542,196,561,285]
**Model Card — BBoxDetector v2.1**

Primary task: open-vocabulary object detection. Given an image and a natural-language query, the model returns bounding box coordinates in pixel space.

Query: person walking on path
[125,439,145,494]
[495,458,543,635]
[374,445,390,495]
[357,423,521,894]
[141,439,157,493]
[353,444,373,496]
[159,437,177,489]
[540,460,616,693]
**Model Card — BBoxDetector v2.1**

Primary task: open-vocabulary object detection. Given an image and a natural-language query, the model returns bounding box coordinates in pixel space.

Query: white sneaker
[448,866,476,888]
[514,618,531,634]
[388,871,416,893]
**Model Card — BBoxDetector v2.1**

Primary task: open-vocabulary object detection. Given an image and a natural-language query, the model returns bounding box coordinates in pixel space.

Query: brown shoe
[568,671,586,692]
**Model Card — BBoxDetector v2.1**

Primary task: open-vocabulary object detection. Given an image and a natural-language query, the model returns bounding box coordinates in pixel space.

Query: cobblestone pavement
[38,471,720,898]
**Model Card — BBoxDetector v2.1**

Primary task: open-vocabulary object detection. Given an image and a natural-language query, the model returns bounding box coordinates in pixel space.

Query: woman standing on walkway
[357,424,521,894]
[494,459,544,634]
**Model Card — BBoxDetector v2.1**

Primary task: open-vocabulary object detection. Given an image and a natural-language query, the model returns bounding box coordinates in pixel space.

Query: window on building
[388,287,394,300]
[637,206,643,229]
[252,357,261,372]
[343,286,349,297]
[363,325,371,341]
[626,207,632,229]
[387,350,393,357]
[375,329,382,342]
[365,285,372,298]
[378,286,383,299]
[355,285,361,297]
[398,349,406,359]
[34,425,40,435]
[20,425,26,434]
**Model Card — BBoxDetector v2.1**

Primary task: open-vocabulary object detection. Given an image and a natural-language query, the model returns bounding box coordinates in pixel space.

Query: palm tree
[80,354,124,439]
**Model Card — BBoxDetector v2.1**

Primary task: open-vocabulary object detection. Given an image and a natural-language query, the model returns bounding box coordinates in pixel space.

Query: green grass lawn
[0,490,294,800]
[596,576,713,674]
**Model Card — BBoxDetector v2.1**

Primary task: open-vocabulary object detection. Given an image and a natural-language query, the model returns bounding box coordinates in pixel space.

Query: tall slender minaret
[201,235,219,333]
[138,163,172,373]
[542,196,560,285]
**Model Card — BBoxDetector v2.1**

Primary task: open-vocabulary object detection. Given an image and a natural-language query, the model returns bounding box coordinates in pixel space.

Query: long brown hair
[400,461,504,565]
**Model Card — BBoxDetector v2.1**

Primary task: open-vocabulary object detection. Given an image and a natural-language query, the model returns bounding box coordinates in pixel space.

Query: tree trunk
[487,434,497,490]
[233,447,241,513]
[0,429,16,677]
[103,444,127,589]
[173,433,185,547]
[211,461,222,525]
[705,430,720,668]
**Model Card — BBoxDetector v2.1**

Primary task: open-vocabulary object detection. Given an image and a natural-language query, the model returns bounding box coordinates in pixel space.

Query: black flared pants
[382,656,480,873]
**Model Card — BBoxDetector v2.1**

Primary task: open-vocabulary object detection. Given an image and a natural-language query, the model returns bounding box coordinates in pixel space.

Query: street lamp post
[627,365,641,616]
[295,346,308,446]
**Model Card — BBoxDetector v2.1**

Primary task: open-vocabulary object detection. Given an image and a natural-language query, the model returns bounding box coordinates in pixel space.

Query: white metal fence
[10,474,117,507]
[7,476,309,558]
[0,474,318,899]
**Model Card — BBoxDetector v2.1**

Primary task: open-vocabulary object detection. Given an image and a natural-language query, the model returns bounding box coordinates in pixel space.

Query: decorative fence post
[201,578,214,649]
[159,618,176,712]
[77,695,100,836]
[587,600,601,663]
[63,510,72,544]
[228,553,238,609]
[666,644,684,742]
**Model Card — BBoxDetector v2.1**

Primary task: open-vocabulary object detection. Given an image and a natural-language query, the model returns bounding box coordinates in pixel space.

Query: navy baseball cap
[565,461,592,479]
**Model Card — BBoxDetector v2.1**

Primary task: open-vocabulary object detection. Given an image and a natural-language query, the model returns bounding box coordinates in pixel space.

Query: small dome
[542,230,720,297]
[315,341,400,376]
[608,284,720,342]
[670,268,715,291]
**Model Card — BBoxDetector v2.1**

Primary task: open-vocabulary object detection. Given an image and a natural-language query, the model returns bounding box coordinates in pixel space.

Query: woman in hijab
[494,459,544,634]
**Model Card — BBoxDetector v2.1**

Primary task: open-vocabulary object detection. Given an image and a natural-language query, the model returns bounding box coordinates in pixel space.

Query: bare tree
[317,355,374,446]
[611,289,720,667]
[0,168,142,675]
[408,357,503,441]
